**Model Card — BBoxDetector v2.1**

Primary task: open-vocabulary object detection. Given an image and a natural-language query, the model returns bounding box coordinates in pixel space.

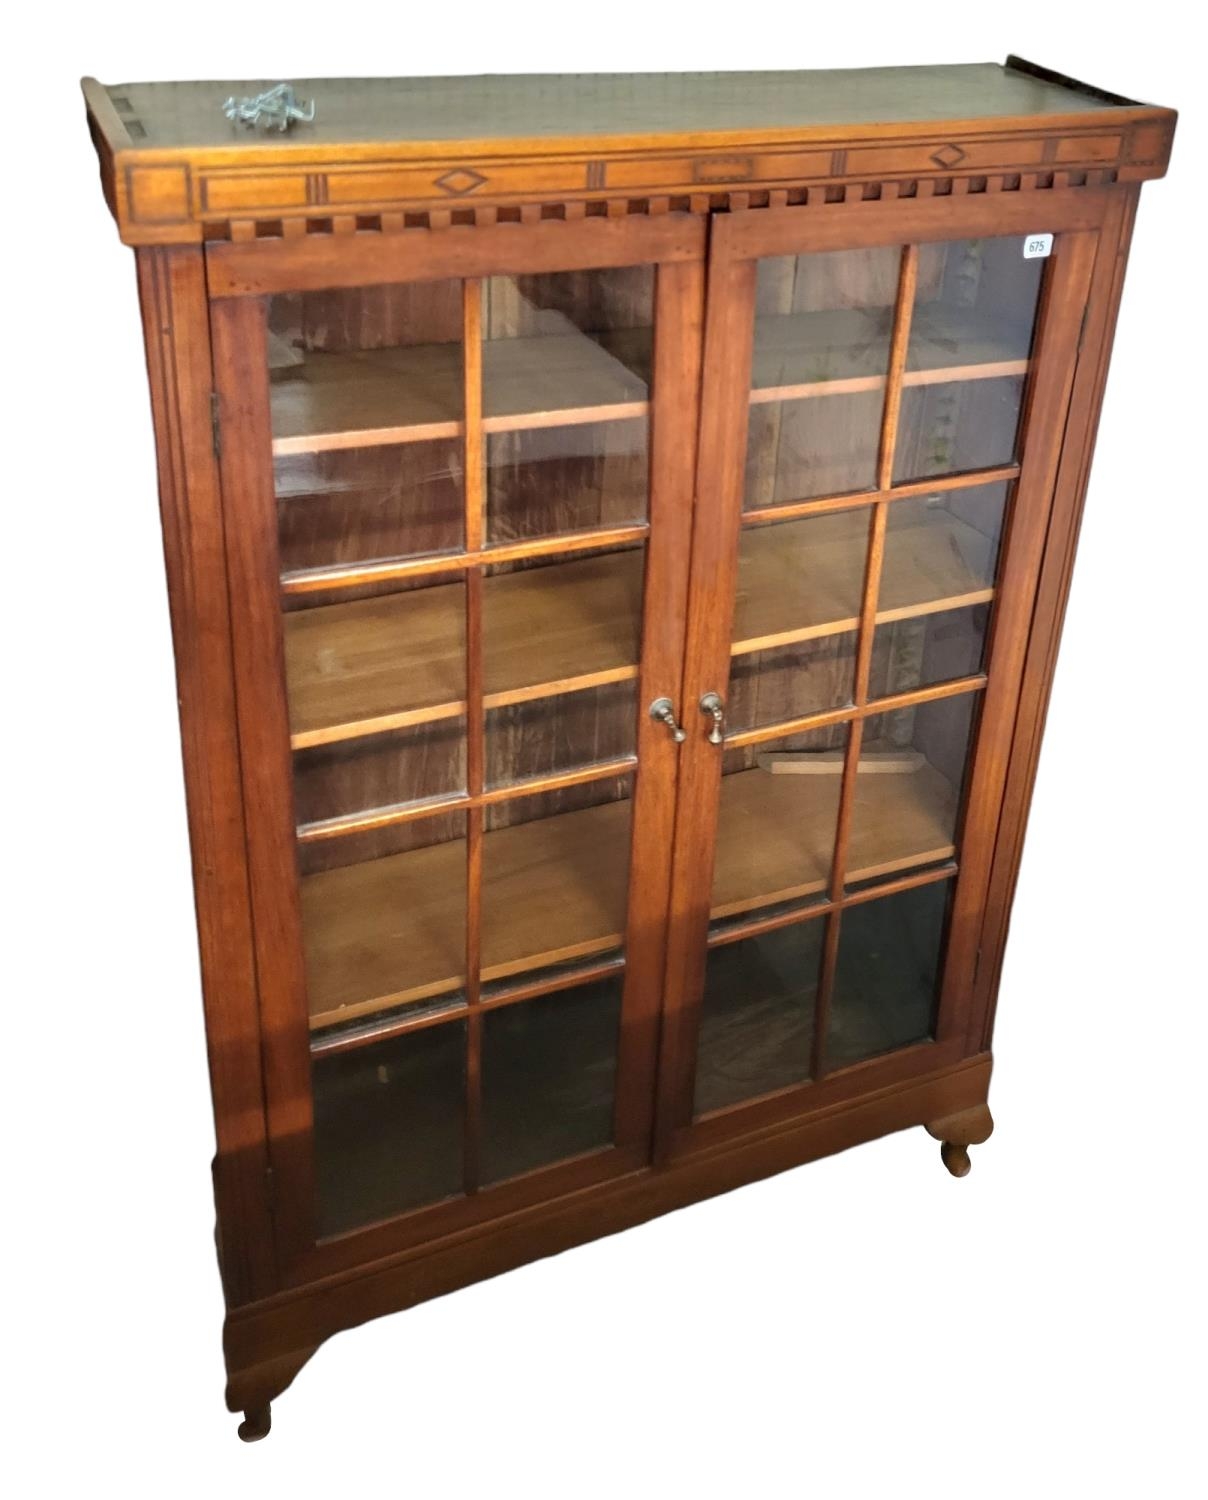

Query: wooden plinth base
[223,1054,993,1438]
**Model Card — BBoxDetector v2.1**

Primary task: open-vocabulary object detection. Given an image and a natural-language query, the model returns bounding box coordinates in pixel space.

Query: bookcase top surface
[88,61,1150,153]
[83,59,1174,247]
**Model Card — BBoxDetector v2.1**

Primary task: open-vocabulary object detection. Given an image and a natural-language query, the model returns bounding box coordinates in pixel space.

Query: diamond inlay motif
[930,143,968,169]
[434,167,488,196]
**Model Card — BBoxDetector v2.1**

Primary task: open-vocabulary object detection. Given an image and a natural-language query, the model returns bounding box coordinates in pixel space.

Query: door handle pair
[649,694,725,746]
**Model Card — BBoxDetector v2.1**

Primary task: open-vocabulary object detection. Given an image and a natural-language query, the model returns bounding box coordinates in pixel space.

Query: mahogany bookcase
[83,58,1175,1439]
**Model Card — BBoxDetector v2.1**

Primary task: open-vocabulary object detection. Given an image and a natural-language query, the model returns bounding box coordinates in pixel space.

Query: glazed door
[657,198,1102,1152]
[206,216,703,1278]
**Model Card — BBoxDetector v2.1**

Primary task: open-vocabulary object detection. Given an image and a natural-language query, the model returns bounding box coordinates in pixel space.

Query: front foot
[926,1103,993,1177]
[238,1404,271,1443]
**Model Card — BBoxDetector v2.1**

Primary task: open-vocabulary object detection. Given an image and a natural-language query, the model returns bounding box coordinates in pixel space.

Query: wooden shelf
[285,550,644,749]
[750,305,1031,403]
[483,327,649,430]
[302,759,958,1031]
[270,330,650,456]
[732,505,996,655]
[286,505,993,749]
[269,306,1020,455]
[711,760,956,919]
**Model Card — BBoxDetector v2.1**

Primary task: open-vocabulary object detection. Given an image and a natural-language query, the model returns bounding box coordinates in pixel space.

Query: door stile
[136,247,277,1306]
[209,292,318,1268]
[616,256,706,1152]
[461,277,486,1196]
[653,244,759,1157]
[935,228,1099,1041]
[971,190,1139,1052]
[808,244,920,1082]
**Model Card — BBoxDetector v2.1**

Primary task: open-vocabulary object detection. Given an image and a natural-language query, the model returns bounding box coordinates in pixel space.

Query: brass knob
[649,697,686,743]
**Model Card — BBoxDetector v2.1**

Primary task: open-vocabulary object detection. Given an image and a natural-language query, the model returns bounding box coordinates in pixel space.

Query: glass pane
[300,810,468,1032]
[745,393,884,508]
[482,543,644,783]
[284,571,468,835]
[694,917,824,1116]
[869,480,1010,696]
[745,247,901,507]
[846,693,979,888]
[486,420,648,543]
[294,718,467,831]
[481,977,622,1184]
[268,281,465,571]
[727,636,856,735]
[486,682,637,788]
[895,378,1027,482]
[481,777,633,987]
[312,1017,466,1236]
[729,507,868,730]
[483,269,653,544]
[711,724,849,926]
[276,441,464,575]
[870,605,991,700]
[894,237,1044,484]
[284,576,467,748]
[909,236,1043,369]
[827,881,951,1068]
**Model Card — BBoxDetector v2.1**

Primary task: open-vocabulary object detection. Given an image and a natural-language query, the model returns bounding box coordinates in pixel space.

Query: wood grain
[612,256,704,1152]
[210,294,318,1268]
[135,247,277,1307]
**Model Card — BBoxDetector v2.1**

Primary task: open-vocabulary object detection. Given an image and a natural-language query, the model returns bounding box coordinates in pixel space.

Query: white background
[8,7,1205,1493]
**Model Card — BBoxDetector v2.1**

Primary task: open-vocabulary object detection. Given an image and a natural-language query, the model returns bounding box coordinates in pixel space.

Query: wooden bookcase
[83,58,1176,1439]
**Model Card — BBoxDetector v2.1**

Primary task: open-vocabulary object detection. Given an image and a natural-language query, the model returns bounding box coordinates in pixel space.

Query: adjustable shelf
[270,306,1026,458]
[302,755,960,1031]
[732,505,995,654]
[270,329,650,455]
[286,549,643,749]
[750,305,1033,402]
[286,502,994,752]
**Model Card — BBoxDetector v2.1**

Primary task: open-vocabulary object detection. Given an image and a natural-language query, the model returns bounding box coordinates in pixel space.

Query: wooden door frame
[655,190,1109,1159]
[206,212,707,1288]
